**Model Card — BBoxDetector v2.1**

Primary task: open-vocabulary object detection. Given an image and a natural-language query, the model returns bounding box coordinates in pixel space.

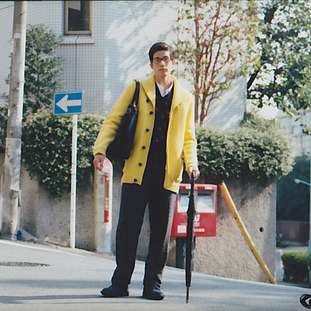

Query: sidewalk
[0,239,308,311]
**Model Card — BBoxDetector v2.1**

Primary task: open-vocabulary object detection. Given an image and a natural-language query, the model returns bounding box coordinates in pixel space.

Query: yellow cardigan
[93,75,198,193]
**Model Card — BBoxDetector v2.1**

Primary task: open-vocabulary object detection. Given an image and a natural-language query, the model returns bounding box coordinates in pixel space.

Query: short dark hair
[148,42,174,62]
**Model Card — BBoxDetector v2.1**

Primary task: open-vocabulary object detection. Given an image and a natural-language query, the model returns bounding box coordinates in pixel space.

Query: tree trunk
[247,4,278,91]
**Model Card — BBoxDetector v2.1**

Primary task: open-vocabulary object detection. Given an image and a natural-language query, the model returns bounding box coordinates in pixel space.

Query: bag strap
[130,80,140,109]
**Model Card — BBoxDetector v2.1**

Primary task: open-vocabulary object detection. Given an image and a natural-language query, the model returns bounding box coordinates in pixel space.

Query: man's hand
[93,153,106,171]
[187,166,200,180]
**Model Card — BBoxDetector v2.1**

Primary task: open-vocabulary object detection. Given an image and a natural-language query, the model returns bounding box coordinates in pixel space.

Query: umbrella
[185,173,196,303]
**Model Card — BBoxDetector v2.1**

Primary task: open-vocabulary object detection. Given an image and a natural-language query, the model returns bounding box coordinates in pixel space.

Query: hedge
[282,251,309,283]
[22,110,103,197]
[197,114,293,181]
[1,108,294,197]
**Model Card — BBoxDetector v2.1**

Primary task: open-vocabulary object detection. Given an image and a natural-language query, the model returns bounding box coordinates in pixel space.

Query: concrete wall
[167,179,276,283]
[0,153,95,249]
[21,169,95,250]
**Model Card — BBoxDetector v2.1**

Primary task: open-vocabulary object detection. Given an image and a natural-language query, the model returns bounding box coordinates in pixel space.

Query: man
[93,42,199,300]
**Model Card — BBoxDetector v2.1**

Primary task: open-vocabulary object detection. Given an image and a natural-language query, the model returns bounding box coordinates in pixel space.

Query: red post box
[171,183,217,237]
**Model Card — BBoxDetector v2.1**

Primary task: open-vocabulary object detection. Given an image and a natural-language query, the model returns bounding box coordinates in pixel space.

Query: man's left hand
[187,167,200,180]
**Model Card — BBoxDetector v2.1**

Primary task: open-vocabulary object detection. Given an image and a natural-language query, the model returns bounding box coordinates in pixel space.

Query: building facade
[0,0,245,124]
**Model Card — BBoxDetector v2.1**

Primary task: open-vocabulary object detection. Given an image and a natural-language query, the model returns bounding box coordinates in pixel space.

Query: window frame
[64,1,92,36]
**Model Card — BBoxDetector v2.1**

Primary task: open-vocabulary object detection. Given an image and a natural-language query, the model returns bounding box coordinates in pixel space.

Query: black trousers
[111,164,177,289]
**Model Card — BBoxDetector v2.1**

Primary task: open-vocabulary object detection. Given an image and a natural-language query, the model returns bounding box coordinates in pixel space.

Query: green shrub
[22,110,103,197]
[282,251,309,283]
[197,114,294,181]
[3,106,294,197]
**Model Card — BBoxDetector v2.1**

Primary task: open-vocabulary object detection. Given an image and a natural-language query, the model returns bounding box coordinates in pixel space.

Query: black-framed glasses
[153,56,171,64]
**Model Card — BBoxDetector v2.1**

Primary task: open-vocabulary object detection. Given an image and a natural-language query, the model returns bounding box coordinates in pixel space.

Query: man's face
[150,50,173,78]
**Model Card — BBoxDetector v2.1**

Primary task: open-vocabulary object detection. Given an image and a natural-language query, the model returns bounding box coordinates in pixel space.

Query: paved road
[0,239,308,311]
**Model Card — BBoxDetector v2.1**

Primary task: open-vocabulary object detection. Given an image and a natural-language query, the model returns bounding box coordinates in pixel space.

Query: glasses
[153,56,171,64]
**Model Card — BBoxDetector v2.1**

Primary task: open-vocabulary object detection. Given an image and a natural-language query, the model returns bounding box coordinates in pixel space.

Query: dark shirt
[143,84,174,185]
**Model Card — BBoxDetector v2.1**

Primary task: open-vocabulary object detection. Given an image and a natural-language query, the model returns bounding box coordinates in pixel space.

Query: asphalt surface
[0,239,309,311]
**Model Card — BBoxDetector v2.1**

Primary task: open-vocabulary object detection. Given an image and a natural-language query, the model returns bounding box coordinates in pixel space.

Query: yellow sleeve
[183,94,198,170]
[93,81,136,156]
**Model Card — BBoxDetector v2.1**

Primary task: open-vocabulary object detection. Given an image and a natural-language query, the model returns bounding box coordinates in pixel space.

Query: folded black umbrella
[185,173,196,303]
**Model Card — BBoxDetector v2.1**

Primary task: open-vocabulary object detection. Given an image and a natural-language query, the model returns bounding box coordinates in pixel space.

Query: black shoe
[142,287,164,300]
[100,285,129,298]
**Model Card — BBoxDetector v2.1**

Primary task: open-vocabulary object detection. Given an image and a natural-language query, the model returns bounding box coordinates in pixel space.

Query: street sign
[54,91,83,115]
[53,91,83,248]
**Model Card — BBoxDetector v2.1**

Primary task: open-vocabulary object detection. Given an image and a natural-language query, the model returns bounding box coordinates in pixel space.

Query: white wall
[277,112,311,158]
[0,1,179,114]
[203,77,247,130]
[0,0,246,125]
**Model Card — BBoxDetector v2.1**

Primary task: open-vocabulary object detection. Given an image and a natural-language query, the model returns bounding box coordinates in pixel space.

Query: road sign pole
[53,91,82,248]
[70,114,78,248]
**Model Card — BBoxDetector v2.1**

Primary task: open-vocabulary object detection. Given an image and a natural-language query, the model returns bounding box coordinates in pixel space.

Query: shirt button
[138,163,142,166]
[134,178,137,182]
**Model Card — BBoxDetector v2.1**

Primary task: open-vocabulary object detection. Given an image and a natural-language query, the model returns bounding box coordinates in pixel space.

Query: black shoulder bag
[106,80,140,160]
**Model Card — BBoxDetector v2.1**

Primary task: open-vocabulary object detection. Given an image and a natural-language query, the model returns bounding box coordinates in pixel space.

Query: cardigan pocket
[171,158,183,182]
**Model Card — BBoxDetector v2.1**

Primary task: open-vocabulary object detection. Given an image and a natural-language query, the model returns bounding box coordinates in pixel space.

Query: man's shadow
[0,294,146,305]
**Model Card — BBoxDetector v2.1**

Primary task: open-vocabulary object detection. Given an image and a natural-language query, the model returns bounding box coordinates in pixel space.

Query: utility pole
[1,1,27,239]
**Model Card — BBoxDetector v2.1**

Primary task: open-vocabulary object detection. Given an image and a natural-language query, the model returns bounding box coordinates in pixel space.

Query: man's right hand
[93,153,106,171]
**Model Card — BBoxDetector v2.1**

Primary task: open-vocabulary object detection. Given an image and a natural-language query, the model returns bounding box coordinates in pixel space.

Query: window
[64,1,92,35]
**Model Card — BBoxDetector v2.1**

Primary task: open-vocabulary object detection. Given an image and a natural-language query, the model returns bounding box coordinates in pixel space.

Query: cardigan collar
[141,75,183,110]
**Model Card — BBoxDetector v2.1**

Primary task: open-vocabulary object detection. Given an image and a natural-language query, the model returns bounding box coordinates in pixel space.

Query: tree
[24,24,62,114]
[174,0,259,125]
[247,0,311,133]
[1,25,62,151]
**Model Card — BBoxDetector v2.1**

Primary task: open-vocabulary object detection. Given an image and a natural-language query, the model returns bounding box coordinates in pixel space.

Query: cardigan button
[146,99,150,103]
[149,111,153,115]
[142,146,146,150]
[146,128,150,132]
[138,163,142,166]
[134,178,138,182]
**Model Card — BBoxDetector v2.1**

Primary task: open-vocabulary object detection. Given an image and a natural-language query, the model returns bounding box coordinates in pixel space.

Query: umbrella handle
[190,172,195,193]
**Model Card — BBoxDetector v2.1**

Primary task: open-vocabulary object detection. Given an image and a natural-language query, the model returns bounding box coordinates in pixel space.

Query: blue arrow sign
[54,91,83,115]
